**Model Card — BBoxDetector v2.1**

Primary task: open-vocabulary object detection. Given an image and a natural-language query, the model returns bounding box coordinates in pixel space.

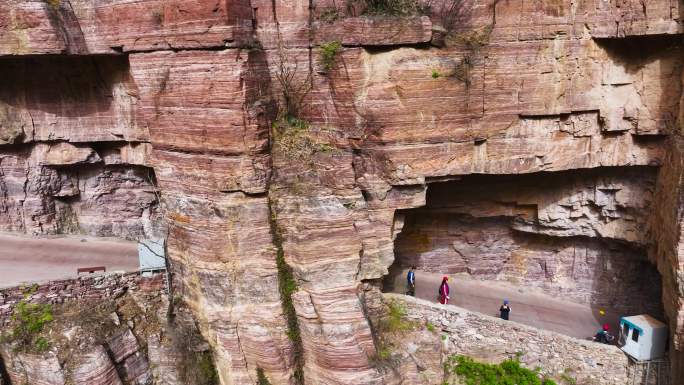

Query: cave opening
[384,167,665,339]
[0,54,162,241]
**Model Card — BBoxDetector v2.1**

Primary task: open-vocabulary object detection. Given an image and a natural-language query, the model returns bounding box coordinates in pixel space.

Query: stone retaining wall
[0,272,166,322]
[382,293,634,385]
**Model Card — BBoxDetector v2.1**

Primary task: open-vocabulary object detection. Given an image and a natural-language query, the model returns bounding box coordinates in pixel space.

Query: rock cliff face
[0,277,216,385]
[1,0,684,384]
[0,54,158,239]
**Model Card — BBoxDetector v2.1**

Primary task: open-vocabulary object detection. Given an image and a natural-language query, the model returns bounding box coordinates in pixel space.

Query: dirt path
[0,233,139,288]
[388,269,622,340]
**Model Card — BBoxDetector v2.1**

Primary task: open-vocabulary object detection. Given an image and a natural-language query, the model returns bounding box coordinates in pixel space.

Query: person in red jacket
[438,276,450,304]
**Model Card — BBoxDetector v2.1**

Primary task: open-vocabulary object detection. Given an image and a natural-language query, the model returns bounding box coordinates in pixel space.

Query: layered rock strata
[0,276,215,385]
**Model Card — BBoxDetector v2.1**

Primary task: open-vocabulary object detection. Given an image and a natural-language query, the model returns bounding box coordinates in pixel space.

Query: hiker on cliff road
[438,276,450,304]
[499,299,511,320]
[406,266,416,296]
[593,323,614,344]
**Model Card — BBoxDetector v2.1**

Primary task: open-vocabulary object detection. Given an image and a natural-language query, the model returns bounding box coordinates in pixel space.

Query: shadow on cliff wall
[244,48,277,147]
[0,352,9,385]
[0,54,132,118]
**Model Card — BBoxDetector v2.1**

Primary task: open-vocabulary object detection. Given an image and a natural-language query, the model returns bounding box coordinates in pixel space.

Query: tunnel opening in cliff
[0,54,161,240]
[385,167,664,324]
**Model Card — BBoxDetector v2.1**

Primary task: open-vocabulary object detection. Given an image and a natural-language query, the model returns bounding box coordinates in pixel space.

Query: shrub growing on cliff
[272,117,337,165]
[382,300,414,333]
[370,300,417,367]
[169,316,219,385]
[319,41,342,72]
[256,367,272,385]
[422,0,469,34]
[426,322,436,333]
[1,287,54,353]
[274,45,312,120]
[559,372,576,385]
[362,0,421,16]
[442,355,557,385]
[268,205,305,384]
[450,25,493,52]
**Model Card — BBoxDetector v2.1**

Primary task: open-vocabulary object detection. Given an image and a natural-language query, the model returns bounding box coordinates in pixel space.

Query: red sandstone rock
[32,142,101,166]
[0,0,254,55]
[108,329,140,364]
[2,0,684,383]
[2,352,65,385]
[313,16,433,46]
[71,346,123,385]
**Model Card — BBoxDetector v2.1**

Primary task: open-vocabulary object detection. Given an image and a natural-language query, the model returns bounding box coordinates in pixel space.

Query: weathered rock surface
[1,0,684,384]
[0,277,215,385]
[0,0,253,55]
[313,16,433,46]
[376,293,633,385]
[0,147,158,239]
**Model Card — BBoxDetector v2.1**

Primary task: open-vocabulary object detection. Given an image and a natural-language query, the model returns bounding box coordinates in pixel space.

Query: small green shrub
[196,352,219,385]
[382,301,414,333]
[370,300,417,368]
[559,373,576,385]
[171,323,219,385]
[276,243,299,343]
[447,26,493,87]
[432,70,442,79]
[256,367,272,385]
[34,336,50,352]
[2,298,54,352]
[426,322,436,333]
[377,346,392,360]
[268,205,304,384]
[369,342,394,367]
[319,41,342,72]
[442,355,557,385]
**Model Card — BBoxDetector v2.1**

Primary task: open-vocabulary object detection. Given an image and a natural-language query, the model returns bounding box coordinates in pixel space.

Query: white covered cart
[619,314,667,361]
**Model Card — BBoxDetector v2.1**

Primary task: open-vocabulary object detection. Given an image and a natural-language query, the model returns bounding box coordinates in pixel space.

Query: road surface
[0,233,139,288]
[387,269,621,340]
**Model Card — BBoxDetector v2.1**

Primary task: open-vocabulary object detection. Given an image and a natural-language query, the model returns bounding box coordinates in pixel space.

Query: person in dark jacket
[438,276,450,304]
[406,266,416,296]
[593,323,614,344]
[499,299,511,320]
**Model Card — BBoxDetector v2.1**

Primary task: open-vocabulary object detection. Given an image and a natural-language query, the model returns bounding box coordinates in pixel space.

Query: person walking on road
[438,276,450,304]
[499,299,511,320]
[406,266,416,296]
